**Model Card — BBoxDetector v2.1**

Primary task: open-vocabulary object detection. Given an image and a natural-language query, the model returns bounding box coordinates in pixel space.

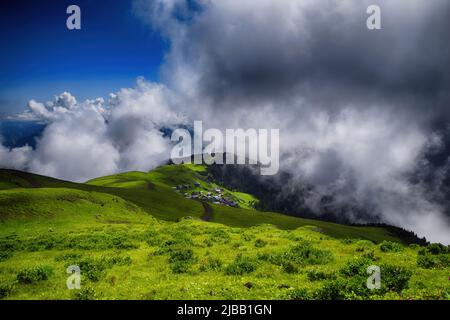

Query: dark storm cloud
[133,0,450,243]
[140,0,450,116]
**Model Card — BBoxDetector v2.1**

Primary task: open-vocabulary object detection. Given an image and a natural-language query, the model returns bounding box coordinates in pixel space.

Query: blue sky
[0,0,166,116]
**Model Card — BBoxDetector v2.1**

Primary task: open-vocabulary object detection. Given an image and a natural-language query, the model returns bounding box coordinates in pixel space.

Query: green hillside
[1,165,402,242]
[0,165,448,300]
[85,164,404,243]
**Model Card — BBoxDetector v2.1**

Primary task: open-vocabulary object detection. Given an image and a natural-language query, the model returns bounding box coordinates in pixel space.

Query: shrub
[417,254,450,269]
[0,236,18,253]
[288,242,333,265]
[241,233,253,242]
[417,255,434,269]
[0,250,12,262]
[76,259,106,282]
[281,261,299,274]
[73,287,98,300]
[379,241,404,253]
[314,277,375,300]
[209,229,231,244]
[257,243,332,274]
[102,234,138,250]
[444,288,450,300]
[307,269,336,281]
[344,276,374,298]
[141,228,165,246]
[170,261,191,274]
[225,255,258,276]
[155,237,194,255]
[361,251,378,262]
[204,239,214,247]
[169,248,195,264]
[355,240,374,252]
[339,257,371,277]
[16,266,53,284]
[231,242,242,249]
[200,258,223,272]
[379,264,412,293]
[314,275,379,300]
[168,248,195,274]
[419,243,449,255]
[314,279,347,300]
[103,255,132,267]
[286,288,311,300]
[255,239,268,248]
[260,252,284,264]
[256,252,271,261]
[340,260,409,297]
[0,283,13,299]
[61,253,132,282]
[340,238,355,245]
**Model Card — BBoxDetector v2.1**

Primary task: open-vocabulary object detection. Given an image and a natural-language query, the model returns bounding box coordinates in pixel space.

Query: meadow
[0,164,448,300]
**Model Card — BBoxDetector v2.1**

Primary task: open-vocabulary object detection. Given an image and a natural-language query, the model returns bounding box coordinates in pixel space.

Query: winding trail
[199,201,213,221]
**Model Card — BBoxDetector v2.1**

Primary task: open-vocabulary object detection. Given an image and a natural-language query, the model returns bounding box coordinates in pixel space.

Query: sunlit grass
[0,164,448,300]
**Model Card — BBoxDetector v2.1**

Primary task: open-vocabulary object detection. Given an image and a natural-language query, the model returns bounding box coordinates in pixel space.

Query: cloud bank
[1,0,450,243]
[132,0,450,243]
[1,79,185,182]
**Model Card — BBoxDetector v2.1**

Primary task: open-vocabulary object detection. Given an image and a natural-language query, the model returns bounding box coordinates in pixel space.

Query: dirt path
[199,201,213,221]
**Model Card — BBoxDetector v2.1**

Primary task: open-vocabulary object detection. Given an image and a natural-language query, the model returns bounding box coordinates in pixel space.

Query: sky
[0,0,449,244]
[0,0,166,116]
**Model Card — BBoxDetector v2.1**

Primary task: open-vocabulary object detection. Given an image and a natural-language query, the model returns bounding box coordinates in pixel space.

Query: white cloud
[0,144,32,170]
[132,0,450,243]
[1,79,185,182]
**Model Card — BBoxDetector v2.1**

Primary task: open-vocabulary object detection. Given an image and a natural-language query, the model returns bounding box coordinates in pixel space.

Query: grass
[0,164,448,300]
[0,217,448,300]
[1,165,403,242]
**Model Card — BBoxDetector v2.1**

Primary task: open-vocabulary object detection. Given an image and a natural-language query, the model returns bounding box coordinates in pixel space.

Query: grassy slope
[0,166,449,300]
[86,165,400,243]
[0,165,405,243]
[0,187,154,236]
[0,165,401,243]
[0,214,448,300]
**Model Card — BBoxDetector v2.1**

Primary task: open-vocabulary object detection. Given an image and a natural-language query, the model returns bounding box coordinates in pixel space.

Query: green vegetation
[0,165,448,300]
[16,266,53,284]
[416,244,450,270]
[380,241,404,253]
[225,255,259,276]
